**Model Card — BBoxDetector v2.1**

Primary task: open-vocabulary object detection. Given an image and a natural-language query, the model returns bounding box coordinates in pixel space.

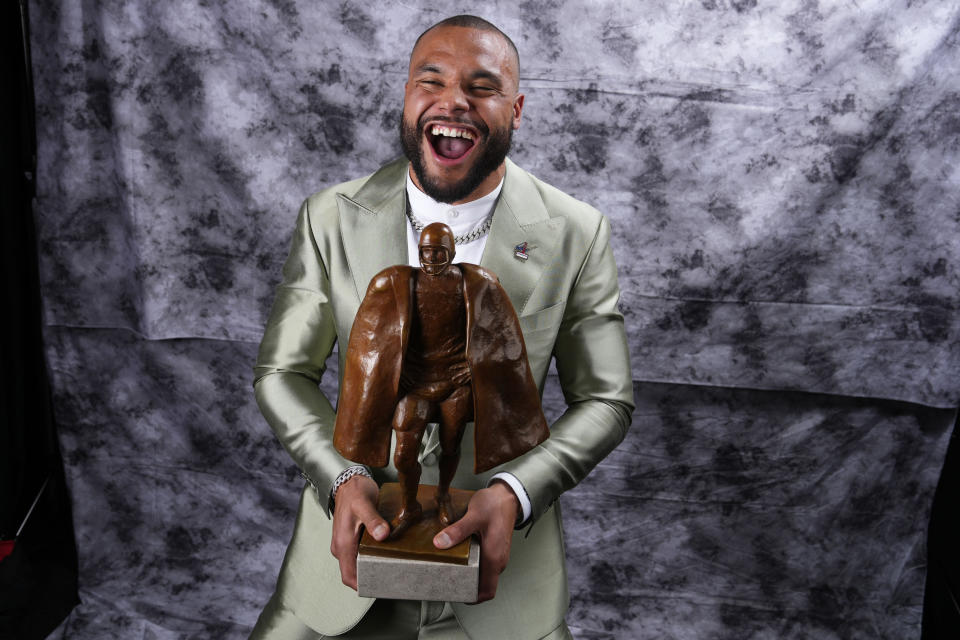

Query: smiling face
[400,25,524,204]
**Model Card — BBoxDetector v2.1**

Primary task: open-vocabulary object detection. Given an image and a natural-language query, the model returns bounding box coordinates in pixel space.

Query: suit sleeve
[253,198,351,517]
[500,215,635,522]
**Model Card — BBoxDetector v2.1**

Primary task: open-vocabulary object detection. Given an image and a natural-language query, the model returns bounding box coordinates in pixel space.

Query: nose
[437,83,469,113]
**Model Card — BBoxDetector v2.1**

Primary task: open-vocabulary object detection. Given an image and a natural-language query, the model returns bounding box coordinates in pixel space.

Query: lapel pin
[514,241,535,261]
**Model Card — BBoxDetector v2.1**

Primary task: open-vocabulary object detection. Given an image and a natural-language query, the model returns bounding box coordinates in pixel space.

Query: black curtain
[0,1,79,638]
[923,415,960,638]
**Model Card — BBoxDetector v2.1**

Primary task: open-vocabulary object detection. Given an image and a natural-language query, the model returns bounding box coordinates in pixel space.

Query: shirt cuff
[489,472,532,527]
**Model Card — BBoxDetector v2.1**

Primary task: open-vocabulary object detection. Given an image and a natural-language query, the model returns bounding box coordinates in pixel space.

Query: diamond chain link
[406,208,494,245]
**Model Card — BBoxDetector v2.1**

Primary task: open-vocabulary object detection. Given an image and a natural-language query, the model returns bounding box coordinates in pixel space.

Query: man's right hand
[330,475,390,590]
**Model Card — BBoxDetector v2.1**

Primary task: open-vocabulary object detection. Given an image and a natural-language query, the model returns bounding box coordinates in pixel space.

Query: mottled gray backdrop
[30,1,960,638]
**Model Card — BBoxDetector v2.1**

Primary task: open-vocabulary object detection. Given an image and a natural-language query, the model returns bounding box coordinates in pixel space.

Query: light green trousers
[249,593,574,640]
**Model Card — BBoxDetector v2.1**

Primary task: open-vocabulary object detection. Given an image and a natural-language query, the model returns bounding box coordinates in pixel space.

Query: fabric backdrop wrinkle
[30,1,960,638]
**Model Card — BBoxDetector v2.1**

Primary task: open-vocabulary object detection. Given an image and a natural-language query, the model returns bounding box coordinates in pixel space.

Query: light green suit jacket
[254,157,634,638]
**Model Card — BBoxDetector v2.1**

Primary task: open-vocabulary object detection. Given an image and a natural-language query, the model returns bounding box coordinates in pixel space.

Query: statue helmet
[419,222,456,260]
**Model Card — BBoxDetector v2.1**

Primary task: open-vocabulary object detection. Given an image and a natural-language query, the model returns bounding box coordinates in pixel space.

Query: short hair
[412,15,520,73]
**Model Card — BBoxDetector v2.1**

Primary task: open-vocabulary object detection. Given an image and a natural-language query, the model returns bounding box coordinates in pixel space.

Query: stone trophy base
[357,483,479,603]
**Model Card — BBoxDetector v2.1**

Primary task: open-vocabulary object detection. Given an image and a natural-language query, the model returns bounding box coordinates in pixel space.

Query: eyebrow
[414,63,444,75]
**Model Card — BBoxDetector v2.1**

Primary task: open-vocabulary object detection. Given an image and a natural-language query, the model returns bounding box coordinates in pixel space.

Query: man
[251,14,634,640]
[332,221,549,537]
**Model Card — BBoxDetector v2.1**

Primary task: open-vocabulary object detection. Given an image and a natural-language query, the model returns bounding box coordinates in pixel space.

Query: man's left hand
[432,480,519,603]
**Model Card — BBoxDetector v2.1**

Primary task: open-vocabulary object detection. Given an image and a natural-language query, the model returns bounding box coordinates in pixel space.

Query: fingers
[330,476,385,590]
[331,506,360,589]
[433,485,517,603]
[355,497,390,541]
[477,535,509,603]
[475,492,513,603]
[335,544,359,590]
[433,509,478,549]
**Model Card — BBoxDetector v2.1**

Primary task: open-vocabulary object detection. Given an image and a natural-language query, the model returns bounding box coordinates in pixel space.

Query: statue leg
[391,393,431,538]
[436,385,473,526]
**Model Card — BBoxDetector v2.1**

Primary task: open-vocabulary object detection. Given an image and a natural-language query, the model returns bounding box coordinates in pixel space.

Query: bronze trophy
[333,222,549,602]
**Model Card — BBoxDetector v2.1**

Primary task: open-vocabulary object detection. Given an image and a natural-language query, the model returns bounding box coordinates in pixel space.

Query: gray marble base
[357,540,480,603]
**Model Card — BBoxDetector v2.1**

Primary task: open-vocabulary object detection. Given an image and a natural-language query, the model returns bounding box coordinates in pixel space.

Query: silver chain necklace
[405,206,494,245]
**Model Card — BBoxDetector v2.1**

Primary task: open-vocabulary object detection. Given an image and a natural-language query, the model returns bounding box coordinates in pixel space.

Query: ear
[512,94,525,130]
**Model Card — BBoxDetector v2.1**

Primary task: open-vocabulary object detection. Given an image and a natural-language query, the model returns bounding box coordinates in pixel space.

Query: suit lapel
[336,158,409,301]
[481,158,565,316]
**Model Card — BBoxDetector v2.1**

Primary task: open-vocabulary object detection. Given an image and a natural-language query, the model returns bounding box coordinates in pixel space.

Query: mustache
[417,115,489,137]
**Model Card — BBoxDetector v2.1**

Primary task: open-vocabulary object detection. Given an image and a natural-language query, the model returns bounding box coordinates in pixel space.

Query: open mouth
[426,124,477,162]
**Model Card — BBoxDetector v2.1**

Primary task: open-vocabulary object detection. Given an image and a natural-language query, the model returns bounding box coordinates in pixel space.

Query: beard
[400,114,512,204]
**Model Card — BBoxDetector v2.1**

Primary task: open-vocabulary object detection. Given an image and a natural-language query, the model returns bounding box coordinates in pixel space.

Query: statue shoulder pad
[463,263,500,284]
[367,265,413,294]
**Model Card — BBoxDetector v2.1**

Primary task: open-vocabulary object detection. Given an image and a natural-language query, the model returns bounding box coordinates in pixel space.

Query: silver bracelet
[331,465,373,501]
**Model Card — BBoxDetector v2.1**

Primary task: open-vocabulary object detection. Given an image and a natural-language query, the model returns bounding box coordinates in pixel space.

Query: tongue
[435,136,472,159]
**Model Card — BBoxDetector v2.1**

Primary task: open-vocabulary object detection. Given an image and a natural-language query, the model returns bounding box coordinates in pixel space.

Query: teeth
[430,125,474,140]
